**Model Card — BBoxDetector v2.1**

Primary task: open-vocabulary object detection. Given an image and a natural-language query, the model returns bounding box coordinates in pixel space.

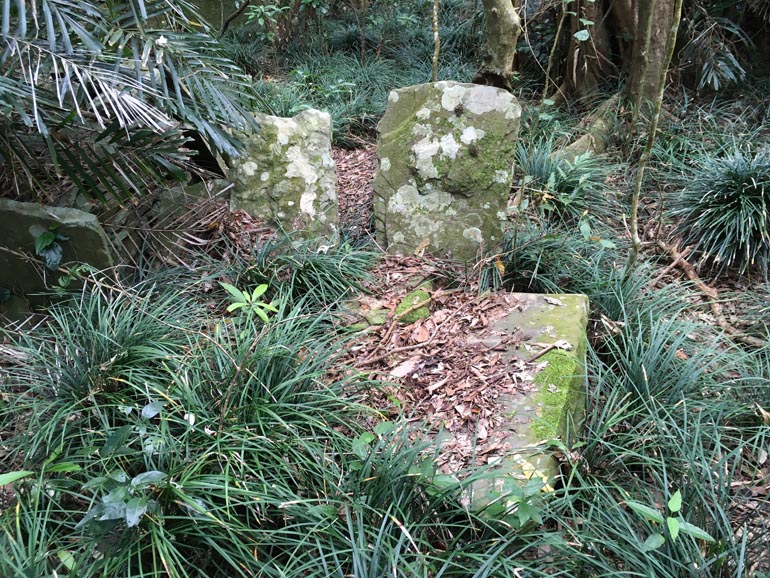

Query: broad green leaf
[0,471,34,485]
[642,533,666,552]
[250,284,269,300]
[599,238,617,249]
[125,497,149,527]
[676,518,716,542]
[226,302,246,313]
[45,462,82,474]
[34,231,56,254]
[373,421,395,436]
[625,501,665,524]
[668,490,682,513]
[667,516,680,540]
[57,550,76,570]
[101,425,132,457]
[131,471,167,489]
[142,401,165,419]
[574,29,590,42]
[253,306,270,323]
[579,220,591,240]
[220,282,248,303]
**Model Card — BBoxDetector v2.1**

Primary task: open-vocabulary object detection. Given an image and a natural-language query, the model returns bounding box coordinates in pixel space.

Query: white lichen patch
[412,138,440,180]
[465,86,517,116]
[460,126,485,144]
[260,171,270,182]
[463,228,483,244]
[416,107,431,120]
[242,161,259,177]
[285,146,319,184]
[494,170,510,184]
[380,158,391,171]
[300,190,318,218]
[388,90,400,102]
[412,123,433,139]
[439,133,460,159]
[440,84,466,112]
[272,117,297,146]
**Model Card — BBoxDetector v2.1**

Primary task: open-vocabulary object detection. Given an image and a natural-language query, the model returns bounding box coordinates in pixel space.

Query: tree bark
[627,0,677,106]
[474,0,521,89]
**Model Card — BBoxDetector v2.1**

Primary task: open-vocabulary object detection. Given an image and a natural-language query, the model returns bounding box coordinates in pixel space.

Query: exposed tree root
[557,94,620,161]
[658,241,768,349]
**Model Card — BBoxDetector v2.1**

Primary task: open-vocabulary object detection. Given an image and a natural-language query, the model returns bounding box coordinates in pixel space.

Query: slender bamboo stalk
[432,0,440,82]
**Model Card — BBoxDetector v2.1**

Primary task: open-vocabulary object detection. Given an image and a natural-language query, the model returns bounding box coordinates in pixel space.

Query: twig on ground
[649,243,691,288]
[360,288,462,364]
[658,241,768,348]
[359,293,469,366]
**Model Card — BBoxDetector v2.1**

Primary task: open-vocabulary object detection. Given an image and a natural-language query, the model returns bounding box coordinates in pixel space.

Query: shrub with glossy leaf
[669,145,770,276]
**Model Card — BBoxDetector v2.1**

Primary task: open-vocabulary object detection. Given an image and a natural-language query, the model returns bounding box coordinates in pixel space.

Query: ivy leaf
[642,533,666,552]
[39,243,63,269]
[34,231,56,254]
[625,501,665,524]
[668,490,682,513]
[124,497,149,528]
[574,29,590,42]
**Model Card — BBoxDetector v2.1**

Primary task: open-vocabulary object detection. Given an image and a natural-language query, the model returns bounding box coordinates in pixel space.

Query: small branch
[360,289,466,366]
[360,288,462,364]
[658,241,768,349]
[219,1,251,38]
[648,243,691,288]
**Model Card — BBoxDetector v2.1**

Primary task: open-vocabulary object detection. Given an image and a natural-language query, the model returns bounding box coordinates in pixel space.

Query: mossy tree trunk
[474,0,521,89]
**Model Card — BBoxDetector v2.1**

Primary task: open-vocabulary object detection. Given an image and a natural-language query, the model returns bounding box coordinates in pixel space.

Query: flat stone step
[467,292,588,520]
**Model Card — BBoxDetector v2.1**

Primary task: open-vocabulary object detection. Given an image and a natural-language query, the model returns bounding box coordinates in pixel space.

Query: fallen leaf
[544,296,563,306]
[390,356,422,378]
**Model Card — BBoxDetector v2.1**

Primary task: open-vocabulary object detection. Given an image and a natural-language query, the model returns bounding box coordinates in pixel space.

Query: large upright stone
[373,81,520,260]
[229,109,338,244]
[0,199,113,313]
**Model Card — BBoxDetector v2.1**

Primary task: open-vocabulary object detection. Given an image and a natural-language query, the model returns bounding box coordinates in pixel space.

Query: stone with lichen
[229,109,338,244]
[373,81,520,260]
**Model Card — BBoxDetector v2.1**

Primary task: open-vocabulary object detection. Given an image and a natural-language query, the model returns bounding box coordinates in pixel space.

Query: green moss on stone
[531,350,584,443]
[395,289,431,323]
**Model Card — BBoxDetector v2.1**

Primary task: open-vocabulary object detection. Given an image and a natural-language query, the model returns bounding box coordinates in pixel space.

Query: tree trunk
[474,0,521,89]
[563,0,613,99]
[627,0,677,105]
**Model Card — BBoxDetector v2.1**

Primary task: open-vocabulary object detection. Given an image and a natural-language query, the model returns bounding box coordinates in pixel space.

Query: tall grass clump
[515,139,617,226]
[239,234,377,308]
[668,144,770,276]
[3,267,559,577]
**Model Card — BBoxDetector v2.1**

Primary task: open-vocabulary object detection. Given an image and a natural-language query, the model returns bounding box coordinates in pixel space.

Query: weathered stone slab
[229,109,338,244]
[469,293,588,519]
[373,81,520,260]
[0,199,113,314]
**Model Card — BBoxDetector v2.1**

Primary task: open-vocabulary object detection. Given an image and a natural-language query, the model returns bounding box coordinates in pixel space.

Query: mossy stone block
[469,293,588,518]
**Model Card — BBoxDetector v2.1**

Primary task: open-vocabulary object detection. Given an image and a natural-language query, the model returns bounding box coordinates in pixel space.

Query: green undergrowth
[222,1,480,145]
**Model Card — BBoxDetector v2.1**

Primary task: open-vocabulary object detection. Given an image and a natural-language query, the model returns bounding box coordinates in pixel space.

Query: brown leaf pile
[342,256,539,473]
